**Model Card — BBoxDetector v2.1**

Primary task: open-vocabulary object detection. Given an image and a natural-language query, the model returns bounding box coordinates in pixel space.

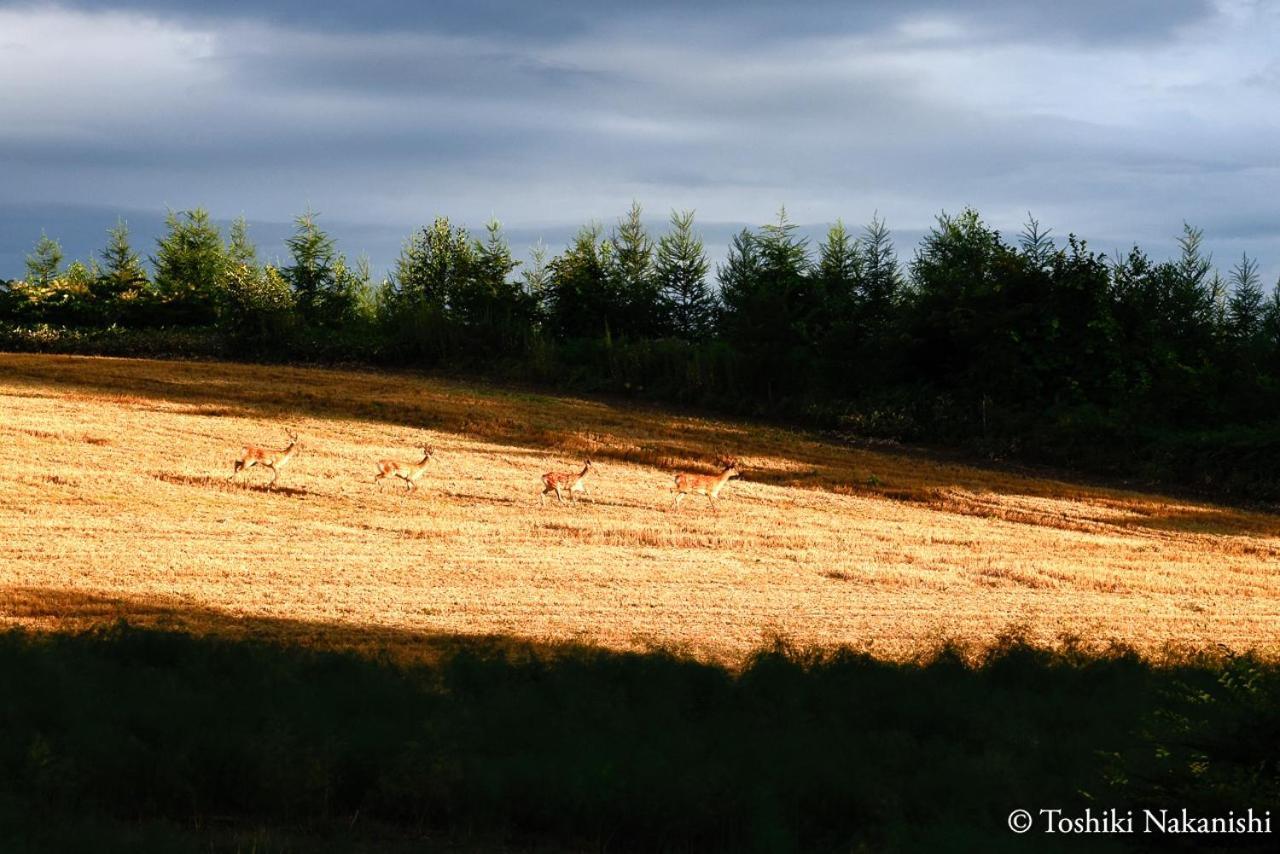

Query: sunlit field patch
[2,352,1279,660]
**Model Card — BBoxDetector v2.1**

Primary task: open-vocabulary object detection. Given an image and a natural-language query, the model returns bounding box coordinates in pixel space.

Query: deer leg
[268,466,279,487]
[673,492,684,509]
[406,478,415,492]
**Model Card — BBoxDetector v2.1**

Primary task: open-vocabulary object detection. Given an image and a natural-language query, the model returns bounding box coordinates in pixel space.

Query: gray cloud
[0,0,1276,283]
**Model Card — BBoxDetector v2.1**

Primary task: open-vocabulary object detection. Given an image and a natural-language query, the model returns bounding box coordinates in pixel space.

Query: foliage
[657,209,714,340]
[24,232,63,286]
[151,208,229,325]
[8,203,1280,500]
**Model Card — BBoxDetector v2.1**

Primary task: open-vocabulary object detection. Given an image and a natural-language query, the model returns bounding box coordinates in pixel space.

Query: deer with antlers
[374,445,435,492]
[229,428,299,488]
[540,459,595,505]
[672,458,741,511]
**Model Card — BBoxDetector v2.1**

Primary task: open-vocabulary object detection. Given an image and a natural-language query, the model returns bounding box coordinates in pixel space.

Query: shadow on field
[152,472,316,498]
[5,353,1280,541]
[2,587,1279,852]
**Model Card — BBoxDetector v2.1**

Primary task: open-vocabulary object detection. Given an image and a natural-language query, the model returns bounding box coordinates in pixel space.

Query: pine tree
[97,219,147,300]
[227,216,259,268]
[609,201,662,337]
[1227,252,1264,340]
[816,219,862,318]
[859,214,902,323]
[545,223,614,340]
[388,217,475,312]
[283,209,339,325]
[1018,214,1056,269]
[152,208,229,323]
[655,210,713,340]
[716,228,762,337]
[25,232,63,286]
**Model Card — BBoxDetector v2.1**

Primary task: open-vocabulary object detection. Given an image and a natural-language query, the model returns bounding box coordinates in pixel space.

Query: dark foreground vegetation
[2,623,1278,852]
[6,205,1280,500]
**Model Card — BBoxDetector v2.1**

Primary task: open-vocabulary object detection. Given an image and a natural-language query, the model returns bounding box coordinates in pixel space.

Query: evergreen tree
[545,223,614,340]
[718,209,815,402]
[1227,252,1264,340]
[283,210,338,325]
[96,219,148,302]
[25,232,63,286]
[815,220,862,319]
[608,201,662,337]
[859,214,902,324]
[227,216,259,268]
[152,208,229,324]
[387,217,475,313]
[655,210,713,340]
[1018,214,1056,270]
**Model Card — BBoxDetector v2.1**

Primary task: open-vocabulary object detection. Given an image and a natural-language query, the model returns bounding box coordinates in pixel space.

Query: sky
[1,0,1278,281]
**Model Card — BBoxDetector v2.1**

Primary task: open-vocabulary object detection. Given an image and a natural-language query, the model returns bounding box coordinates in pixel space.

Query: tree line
[5,203,1280,498]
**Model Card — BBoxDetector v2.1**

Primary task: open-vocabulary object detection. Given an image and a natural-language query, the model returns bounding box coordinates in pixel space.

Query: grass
[2,352,1280,660]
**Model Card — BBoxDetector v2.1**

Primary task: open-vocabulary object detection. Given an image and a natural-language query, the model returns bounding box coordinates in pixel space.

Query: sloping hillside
[2,353,1278,659]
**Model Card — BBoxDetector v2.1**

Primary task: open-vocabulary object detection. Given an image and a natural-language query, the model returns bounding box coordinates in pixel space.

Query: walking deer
[541,460,594,505]
[375,445,434,492]
[230,428,299,488]
[672,460,740,511]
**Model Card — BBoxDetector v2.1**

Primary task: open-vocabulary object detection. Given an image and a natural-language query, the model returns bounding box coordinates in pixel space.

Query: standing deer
[541,460,594,505]
[374,445,434,492]
[672,460,740,512]
[229,428,299,488]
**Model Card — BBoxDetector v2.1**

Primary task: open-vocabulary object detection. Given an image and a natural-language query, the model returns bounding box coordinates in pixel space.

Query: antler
[285,427,299,442]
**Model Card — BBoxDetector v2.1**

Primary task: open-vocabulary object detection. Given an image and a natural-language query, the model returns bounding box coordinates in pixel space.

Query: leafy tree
[152,208,229,324]
[224,263,295,347]
[655,210,713,340]
[25,232,63,286]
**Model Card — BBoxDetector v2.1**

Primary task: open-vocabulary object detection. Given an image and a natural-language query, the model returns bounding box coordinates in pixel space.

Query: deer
[672,459,741,512]
[541,459,594,505]
[374,445,435,492]
[229,428,299,488]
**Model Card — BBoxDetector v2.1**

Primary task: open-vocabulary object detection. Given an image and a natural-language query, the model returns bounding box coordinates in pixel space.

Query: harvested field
[2,352,1278,660]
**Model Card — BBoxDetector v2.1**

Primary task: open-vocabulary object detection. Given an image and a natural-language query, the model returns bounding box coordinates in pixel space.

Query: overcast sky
[1,0,1278,280]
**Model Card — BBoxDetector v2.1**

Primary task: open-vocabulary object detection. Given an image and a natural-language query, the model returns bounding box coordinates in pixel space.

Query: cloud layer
[1,0,1277,279]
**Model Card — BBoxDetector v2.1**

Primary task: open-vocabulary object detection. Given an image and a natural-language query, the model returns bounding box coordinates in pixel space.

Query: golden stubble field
[2,352,1278,661]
